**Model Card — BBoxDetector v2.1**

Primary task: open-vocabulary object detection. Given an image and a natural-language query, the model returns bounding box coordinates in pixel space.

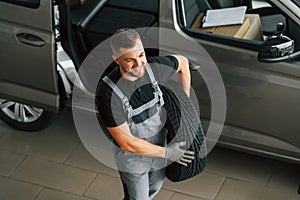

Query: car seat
[70,0,157,55]
[106,0,159,15]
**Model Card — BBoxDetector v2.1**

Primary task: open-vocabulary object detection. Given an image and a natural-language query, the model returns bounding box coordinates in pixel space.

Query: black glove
[166,141,195,166]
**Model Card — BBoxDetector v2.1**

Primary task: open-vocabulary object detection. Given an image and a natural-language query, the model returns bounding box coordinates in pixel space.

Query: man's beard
[123,65,146,79]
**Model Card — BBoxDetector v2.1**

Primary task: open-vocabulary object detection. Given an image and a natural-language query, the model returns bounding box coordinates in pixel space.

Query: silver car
[0,0,299,164]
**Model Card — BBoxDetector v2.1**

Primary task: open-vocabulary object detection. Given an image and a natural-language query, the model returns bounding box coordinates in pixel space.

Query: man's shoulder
[147,55,178,72]
[96,81,112,99]
[96,70,119,98]
[97,67,120,91]
[147,55,177,64]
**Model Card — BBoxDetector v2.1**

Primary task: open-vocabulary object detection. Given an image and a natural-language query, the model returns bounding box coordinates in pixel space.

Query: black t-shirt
[96,55,179,127]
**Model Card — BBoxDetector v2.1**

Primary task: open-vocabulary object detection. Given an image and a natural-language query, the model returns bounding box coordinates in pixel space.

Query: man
[96,28,195,200]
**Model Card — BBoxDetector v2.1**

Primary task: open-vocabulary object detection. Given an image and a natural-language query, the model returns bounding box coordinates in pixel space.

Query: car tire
[0,99,58,131]
[161,80,207,182]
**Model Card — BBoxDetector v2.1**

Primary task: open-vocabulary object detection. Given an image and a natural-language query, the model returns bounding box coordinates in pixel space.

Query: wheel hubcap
[0,99,43,123]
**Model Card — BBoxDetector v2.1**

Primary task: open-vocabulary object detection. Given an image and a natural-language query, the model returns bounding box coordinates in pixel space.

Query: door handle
[189,61,200,71]
[16,33,46,47]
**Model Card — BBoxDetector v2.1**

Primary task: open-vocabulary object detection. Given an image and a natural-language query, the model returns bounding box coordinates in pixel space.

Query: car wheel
[0,98,58,131]
[162,80,207,182]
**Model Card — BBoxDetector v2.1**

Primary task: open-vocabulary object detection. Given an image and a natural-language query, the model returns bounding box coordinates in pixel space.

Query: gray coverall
[103,64,167,200]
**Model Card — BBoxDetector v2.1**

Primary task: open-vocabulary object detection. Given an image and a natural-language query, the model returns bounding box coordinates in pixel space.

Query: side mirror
[258,23,300,63]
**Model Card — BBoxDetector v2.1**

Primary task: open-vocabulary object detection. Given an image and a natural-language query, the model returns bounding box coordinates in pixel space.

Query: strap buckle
[152,81,159,92]
[121,96,130,109]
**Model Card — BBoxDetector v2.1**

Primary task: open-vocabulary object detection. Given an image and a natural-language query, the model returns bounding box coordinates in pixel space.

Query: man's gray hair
[110,28,141,56]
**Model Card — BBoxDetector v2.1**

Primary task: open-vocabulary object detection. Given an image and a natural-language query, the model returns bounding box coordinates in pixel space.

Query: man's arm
[107,122,195,166]
[172,55,191,97]
[107,123,166,158]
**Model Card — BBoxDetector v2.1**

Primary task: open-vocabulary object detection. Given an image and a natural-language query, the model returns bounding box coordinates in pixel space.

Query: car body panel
[0,0,59,112]
[160,0,300,162]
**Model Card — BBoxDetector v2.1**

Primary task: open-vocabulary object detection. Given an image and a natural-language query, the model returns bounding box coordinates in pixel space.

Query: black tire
[161,80,207,182]
[0,99,58,131]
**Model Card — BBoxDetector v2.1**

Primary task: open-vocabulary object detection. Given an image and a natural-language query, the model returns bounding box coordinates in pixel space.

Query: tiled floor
[0,108,299,200]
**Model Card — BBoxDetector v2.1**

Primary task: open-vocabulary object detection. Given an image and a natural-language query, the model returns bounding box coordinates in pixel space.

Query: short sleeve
[95,82,126,127]
[147,55,179,83]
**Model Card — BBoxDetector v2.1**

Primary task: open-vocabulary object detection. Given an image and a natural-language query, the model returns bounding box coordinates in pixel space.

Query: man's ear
[112,55,119,65]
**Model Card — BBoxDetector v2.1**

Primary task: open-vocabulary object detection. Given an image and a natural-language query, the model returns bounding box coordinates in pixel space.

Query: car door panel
[192,41,300,156]
[0,0,59,112]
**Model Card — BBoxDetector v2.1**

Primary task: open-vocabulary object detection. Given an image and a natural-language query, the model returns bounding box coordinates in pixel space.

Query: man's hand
[166,141,195,166]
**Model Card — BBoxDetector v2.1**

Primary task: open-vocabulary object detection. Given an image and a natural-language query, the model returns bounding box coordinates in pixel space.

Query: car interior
[207,0,286,36]
[59,0,159,70]
[59,0,299,72]
[178,0,300,52]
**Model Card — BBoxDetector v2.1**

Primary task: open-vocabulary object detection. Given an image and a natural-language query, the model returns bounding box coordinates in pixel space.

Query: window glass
[0,0,40,9]
[252,0,271,9]
[291,0,300,7]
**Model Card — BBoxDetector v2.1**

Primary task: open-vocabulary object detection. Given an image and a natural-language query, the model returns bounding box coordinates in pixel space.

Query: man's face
[113,39,147,80]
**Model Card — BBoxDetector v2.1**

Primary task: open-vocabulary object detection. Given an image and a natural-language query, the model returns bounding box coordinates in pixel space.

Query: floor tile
[170,192,206,200]
[65,143,119,177]
[0,176,42,200]
[45,109,80,143]
[36,188,94,200]
[0,119,24,144]
[206,147,275,185]
[84,173,123,200]
[0,124,78,163]
[0,150,25,176]
[0,121,10,141]
[154,189,174,200]
[267,161,300,195]
[1,108,299,200]
[256,186,300,200]
[163,172,225,199]
[215,178,300,200]
[215,178,263,200]
[12,157,97,195]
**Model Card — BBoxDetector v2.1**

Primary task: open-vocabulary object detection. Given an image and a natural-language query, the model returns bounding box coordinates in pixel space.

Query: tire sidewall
[0,109,58,131]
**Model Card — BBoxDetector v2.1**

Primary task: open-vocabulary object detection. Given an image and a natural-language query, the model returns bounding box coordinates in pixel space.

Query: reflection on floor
[0,109,299,200]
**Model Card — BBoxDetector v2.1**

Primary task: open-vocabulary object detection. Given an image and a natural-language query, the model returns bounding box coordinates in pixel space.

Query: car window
[176,0,295,51]
[0,0,40,8]
[292,0,300,7]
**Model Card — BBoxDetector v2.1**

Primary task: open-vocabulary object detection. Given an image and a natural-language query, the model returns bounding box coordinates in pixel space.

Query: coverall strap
[102,76,131,110]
